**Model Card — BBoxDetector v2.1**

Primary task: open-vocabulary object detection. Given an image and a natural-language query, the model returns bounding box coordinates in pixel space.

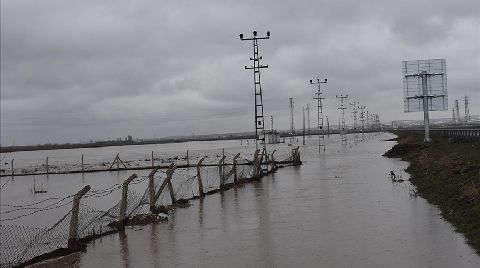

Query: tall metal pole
[405,70,443,143]
[350,101,358,142]
[336,94,349,145]
[455,99,460,124]
[310,78,327,151]
[306,103,311,136]
[359,105,366,140]
[302,106,306,145]
[464,96,470,122]
[421,71,431,143]
[289,98,295,144]
[349,101,358,132]
[239,31,270,151]
[326,116,330,137]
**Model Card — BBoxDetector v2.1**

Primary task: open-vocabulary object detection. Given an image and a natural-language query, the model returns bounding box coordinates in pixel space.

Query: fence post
[46,157,49,175]
[270,150,277,172]
[68,185,91,249]
[233,153,240,183]
[218,155,227,189]
[11,159,14,177]
[153,163,176,205]
[151,151,154,168]
[120,174,138,228]
[148,166,160,212]
[166,164,177,203]
[197,157,206,197]
[81,154,84,173]
[252,149,260,179]
[186,150,189,166]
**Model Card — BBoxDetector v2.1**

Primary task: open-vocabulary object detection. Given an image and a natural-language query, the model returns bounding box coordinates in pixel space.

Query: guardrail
[394,128,480,141]
[435,128,480,141]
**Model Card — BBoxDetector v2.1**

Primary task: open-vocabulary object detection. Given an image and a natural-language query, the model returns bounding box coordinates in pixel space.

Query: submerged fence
[0,147,301,267]
[1,145,298,177]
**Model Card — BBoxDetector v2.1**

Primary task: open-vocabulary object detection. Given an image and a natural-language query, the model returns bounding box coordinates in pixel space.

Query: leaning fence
[0,147,301,267]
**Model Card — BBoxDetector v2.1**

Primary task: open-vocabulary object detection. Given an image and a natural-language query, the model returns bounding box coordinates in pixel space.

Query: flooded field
[2,133,479,267]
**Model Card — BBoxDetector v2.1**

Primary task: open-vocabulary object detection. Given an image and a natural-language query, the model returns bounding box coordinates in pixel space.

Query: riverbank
[384,132,480,254]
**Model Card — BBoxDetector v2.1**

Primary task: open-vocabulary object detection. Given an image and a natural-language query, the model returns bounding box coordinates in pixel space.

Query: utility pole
[350,101,358,142]
[270,115,274,131]
[336,94,348,145]
[289,98,295,144]
[310,78,327,151]
[452,108,456,124]
[302,106,306,145]
[326,116,330,137]
[349,101,358,132]
[359,105,366,140]
[239,30,270,150]
[367,111,370,130]
[306,103,311,136]
[455,99,460,124]
[464,96,470,123]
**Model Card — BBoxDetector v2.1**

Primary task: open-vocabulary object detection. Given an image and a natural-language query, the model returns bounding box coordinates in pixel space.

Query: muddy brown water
[3,133,479,267]
[73,133,479,267]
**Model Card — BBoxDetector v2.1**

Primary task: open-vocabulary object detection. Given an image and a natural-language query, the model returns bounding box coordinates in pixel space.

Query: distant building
[265,130,280,144]
[127,135,133,142]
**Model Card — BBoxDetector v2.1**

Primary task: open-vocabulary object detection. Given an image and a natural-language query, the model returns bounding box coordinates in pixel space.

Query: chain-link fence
[1,148,299,267]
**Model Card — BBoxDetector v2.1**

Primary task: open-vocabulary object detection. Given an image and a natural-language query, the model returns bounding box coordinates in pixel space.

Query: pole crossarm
[245,65,268,69]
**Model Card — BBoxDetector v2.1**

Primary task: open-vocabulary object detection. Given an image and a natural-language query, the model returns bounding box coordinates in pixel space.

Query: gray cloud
[1,0,479,145]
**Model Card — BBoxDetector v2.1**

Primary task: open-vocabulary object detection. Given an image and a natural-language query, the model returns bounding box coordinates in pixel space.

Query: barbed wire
[1,201,72,222]
[1,153,287,267]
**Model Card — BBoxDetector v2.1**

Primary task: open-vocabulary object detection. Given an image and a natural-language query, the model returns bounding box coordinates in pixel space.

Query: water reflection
[118,230,130,268]
[149,224,159,267]
[253,180,273,266]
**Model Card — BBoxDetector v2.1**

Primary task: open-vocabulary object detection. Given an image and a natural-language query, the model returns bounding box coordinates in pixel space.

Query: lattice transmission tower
[239,30,270,150]
[310,78,327,151]
[455,100,460,125]
[336,94,348,145]
[359,105,366,140]
[350,101,359,142]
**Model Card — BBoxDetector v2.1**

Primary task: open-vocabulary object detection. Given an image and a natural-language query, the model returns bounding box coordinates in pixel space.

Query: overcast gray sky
[1,0,479,146]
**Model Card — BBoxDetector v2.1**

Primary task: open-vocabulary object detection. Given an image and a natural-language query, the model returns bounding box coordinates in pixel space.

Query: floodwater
[72,133,479,267]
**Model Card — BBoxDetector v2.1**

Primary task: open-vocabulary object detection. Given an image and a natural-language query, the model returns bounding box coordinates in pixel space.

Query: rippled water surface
[73,133,479,267]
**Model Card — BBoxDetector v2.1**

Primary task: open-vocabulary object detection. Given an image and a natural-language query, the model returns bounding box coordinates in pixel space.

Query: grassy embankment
[384,132,480,254]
